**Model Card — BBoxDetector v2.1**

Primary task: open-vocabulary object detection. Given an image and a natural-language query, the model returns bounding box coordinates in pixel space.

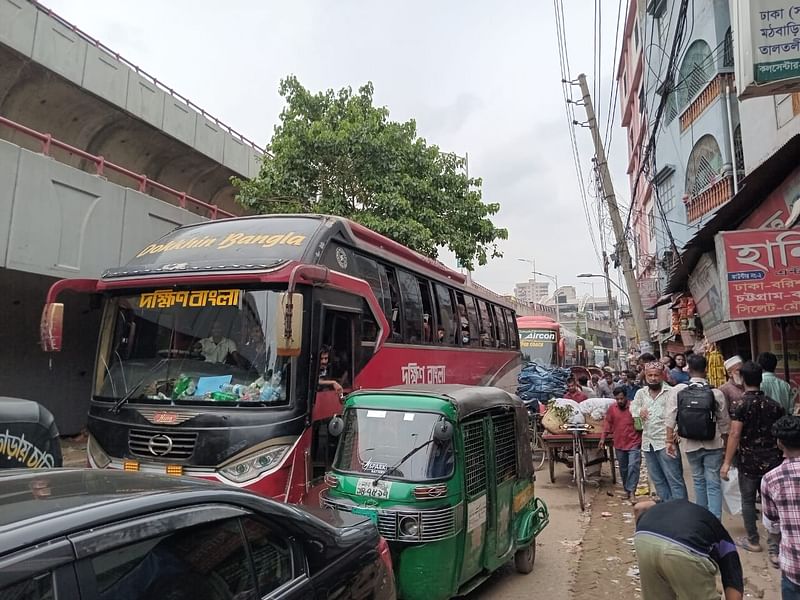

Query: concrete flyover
[0,0,264,217]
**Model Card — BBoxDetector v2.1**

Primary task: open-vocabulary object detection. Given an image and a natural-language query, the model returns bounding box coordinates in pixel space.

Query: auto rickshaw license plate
[355,478,392,499]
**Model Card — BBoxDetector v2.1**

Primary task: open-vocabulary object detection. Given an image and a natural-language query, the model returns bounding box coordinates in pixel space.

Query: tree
[233,76,507,270]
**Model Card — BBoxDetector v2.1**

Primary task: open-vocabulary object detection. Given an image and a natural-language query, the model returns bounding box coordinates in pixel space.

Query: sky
[44,0,631,300]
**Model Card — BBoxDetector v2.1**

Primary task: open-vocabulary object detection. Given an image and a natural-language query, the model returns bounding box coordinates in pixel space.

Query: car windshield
[334,409,454,481]
[95,288,291,407]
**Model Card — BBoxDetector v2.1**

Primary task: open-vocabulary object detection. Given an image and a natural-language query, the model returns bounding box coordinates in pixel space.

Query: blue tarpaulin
[517,362,571,402]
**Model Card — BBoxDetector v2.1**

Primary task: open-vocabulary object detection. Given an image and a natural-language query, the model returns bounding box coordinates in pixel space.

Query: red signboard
[716,228,800,321]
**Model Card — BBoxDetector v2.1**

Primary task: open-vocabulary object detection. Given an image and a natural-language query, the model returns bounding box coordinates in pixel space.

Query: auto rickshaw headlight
[399,515,420,539]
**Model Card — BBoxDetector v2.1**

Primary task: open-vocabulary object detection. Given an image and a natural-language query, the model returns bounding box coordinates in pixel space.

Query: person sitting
[564,377,589,402]
[318,345,343,394]
[194,322,238,364]
[239,324,267,371]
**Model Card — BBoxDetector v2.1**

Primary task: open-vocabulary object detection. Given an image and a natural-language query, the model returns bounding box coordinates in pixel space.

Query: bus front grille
[128,428,198,460]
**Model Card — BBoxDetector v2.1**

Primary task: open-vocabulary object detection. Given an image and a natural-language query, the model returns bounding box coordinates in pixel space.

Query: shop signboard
[687,253,747,342]
[732,0,800,98]
[716,228,800,320]
[638,277,660,320]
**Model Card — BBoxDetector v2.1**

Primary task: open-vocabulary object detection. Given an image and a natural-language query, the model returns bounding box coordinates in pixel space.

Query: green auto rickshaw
[322,384,549,600]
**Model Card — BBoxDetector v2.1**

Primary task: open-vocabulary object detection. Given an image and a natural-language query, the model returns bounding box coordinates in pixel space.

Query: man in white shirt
[666,353,730,520]
[196,322,238,364]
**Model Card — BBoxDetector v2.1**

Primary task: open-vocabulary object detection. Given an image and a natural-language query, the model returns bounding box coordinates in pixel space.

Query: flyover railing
[0,114,235,219]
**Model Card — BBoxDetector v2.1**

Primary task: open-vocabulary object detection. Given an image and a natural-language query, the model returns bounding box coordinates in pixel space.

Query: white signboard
[733,0,800,98]
[687,253,747,343]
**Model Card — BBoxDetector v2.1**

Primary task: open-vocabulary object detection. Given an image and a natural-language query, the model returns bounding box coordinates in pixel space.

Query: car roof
[0,469,355,557]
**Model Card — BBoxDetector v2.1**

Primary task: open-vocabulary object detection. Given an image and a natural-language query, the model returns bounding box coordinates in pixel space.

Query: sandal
[735,537,763,553]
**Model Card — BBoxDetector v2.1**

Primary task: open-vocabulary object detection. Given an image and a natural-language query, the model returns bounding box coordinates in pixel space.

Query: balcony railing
[683,175,734,222]
[679,73,735,132]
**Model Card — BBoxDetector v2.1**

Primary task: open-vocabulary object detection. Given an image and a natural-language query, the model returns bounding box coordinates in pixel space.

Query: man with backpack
[666,353,730,519]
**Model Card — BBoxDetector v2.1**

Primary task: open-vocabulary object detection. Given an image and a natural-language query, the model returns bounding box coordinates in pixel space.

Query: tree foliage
[233,76,507,270]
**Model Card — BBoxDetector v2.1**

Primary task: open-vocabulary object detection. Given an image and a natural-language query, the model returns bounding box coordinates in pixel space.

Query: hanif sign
[731,0,800,98]
[715,228,800,320]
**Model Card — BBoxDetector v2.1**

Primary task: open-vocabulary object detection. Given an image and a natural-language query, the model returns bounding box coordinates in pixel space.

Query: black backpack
[676,383,717,440]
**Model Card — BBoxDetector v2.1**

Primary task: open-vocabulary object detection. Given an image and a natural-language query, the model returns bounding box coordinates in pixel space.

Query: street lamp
[577,273,631,304]
[518,258,561,323]
[577,272,625,369]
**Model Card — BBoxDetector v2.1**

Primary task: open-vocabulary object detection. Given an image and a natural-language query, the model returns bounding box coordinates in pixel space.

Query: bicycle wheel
[530,422,546,471]
[575,450,586,511]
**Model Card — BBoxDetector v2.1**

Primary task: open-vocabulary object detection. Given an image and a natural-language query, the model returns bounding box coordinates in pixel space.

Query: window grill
[723,28,734,68]
[678,40,713,108]
[685,135,722,197]
[493,414,517,483]
[463,420,486,497]
[733,125,745,174]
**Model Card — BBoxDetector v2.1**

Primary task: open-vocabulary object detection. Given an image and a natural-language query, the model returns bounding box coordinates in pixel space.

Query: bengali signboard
[716,228,800,321]
[638,277,660,320]
[732,0,800,97]
[687,253,748,342]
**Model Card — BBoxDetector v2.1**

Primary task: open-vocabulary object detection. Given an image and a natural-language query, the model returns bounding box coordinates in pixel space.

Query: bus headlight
[220,445,291,483]
[87,435,110,469]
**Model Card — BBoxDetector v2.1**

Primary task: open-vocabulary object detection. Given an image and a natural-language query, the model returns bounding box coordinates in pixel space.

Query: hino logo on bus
[522,331,556,342]
[147,434,174,456]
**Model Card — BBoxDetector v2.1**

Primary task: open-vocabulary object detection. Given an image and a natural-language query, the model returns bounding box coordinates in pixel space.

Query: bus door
[311,305,358,478]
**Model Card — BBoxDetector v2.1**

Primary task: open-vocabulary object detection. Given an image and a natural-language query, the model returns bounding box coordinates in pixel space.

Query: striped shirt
[761,457,800,585]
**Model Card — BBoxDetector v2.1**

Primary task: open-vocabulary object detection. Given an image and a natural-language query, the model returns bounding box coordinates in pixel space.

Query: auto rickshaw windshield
[333,409,455,481]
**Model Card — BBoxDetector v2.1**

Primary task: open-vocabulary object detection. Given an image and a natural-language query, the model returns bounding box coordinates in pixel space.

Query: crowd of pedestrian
[591,350,799,599]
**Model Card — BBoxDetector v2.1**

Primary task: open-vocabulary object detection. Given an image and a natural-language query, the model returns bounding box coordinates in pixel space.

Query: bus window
[461,294,481,348]
[355,254,390,320]
[503,309,519,349]
[356,300,378,375]
[380,265,403,341]
[492,305,508,348]
[397,270,424,344]
[434,284,456,345]
[476,300,495,347]
[321,309,354,391]
[417,278,434,343]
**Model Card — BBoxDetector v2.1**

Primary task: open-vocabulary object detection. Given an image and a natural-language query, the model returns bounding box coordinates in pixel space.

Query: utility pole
[602,251,620,369]
[576,73,651,353]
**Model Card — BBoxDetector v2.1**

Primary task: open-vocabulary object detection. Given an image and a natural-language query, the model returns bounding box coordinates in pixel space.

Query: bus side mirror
[40,303,64,352]
[276,292,303,357]
[433,420,454,442]
[328,416,345,437]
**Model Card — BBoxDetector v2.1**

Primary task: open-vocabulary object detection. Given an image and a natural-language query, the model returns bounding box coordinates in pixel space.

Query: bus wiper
[372,438,434,486]
[111,359,168,413]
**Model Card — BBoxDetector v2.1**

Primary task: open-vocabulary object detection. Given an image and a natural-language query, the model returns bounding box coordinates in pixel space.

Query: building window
[733,125,745,175]
[685,135,722,197]
[657,175,675,213]
[678,40,713,108]
[723,27,734,68]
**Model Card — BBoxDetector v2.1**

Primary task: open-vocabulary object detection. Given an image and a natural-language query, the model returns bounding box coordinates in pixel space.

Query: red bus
[40,215,521,502]
[517,316,563,367]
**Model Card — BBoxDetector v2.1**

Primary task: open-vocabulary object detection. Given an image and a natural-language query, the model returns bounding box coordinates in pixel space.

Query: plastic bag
[721,467,742,515]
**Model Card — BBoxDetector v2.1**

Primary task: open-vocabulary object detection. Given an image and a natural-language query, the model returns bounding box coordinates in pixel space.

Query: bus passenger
[318,345,343,394]
[195,322,238,364]
[457,304,470,345]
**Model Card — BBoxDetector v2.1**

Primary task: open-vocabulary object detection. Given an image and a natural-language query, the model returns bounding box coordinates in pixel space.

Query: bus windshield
[95,288,292,407]
[334,409,454,481]
[519,328,558,367]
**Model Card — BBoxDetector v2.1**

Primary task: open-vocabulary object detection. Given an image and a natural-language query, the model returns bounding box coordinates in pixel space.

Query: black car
[0,469,395,600]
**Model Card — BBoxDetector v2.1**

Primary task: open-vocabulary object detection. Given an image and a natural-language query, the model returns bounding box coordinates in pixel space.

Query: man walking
[761,415,800,599]
[634,499,744,600]
[666,354,730,519]
[596,370,615,398]
[671,353,690,385]
[564,377,588,402]
[632,362,687,502]
[758,352,794,415]
[721,361,784,557]
[600,386,642,501]
[720,355,746,417]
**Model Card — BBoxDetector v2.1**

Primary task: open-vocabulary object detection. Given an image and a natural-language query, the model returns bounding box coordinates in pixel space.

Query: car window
[90,519,257,600]
[241,517,296,595]
[0,572,54,600]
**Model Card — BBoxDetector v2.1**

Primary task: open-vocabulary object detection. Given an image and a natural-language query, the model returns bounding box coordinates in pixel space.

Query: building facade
[618,0,744,349]
[513,279,550,305]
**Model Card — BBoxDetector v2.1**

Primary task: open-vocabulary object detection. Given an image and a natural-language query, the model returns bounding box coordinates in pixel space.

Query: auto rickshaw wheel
[514,541,536,574]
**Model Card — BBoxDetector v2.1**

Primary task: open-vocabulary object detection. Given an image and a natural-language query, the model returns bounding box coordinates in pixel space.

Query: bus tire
[514,542,536,574]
